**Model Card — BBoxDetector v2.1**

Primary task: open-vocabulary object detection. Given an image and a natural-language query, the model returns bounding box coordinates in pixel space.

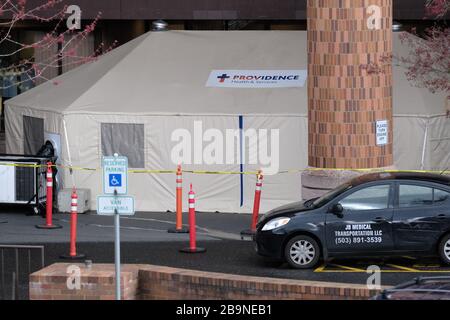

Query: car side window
[339,184,391,211]
[399,185,433,208]
[434,189,450,204]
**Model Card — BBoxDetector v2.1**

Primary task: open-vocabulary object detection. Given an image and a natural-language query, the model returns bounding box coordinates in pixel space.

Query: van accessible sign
[97,196,135,216]
[206,70,307,88]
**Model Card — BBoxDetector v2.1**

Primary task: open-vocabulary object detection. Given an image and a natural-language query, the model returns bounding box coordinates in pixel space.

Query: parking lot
[1,209,450,299]
[314,257,450,274]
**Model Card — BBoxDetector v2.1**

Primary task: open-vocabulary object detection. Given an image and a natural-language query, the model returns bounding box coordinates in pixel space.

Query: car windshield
[312,182,352,207]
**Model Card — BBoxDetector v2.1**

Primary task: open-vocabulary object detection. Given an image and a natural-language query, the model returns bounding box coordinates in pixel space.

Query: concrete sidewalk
[0,210,253,244]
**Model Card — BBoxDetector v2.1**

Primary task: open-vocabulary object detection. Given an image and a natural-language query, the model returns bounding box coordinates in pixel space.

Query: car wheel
[439,234,450,265]
[285,235,320,269]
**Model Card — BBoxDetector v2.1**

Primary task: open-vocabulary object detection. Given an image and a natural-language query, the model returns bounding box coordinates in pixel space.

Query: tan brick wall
[29,263,142,300]
[307,0,393,169]
[29,263,383,300]
[138,265,380,300]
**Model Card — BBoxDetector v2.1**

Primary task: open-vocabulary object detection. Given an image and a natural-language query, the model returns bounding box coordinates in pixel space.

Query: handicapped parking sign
[103,155,128,194]
[109,174,122,187]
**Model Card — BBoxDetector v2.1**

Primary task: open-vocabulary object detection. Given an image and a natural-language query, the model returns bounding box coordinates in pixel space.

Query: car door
[434,188,450,232]
[325,182,395,254]
[393,182,450,251]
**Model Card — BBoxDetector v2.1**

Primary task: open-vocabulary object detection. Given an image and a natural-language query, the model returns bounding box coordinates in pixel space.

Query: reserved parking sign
[103,156,128,194]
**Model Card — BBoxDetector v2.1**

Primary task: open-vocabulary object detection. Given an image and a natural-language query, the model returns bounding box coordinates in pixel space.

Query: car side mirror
[330,203,344,218]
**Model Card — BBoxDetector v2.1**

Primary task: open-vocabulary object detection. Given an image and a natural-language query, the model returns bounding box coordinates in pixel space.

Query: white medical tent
[4,31,449,213]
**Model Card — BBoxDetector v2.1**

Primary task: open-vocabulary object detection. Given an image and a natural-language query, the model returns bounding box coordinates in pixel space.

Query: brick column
[302,0,393,199]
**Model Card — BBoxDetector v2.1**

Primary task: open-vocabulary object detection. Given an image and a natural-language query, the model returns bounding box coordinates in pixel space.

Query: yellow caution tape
[129,169,176,174]
[280,168,449,174]
[184,170,259,175]
[0,162,99,171]
[0,162,447,175]
[0,162,36,168]
[57,164,98,172]
[130,169,260,175]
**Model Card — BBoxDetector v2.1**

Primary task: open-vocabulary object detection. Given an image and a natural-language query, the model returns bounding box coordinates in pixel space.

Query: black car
[254,172,450,269]
[372,276,450,300]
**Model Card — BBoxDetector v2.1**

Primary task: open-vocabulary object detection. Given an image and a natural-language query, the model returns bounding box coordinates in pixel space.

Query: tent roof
[6,30,447,117]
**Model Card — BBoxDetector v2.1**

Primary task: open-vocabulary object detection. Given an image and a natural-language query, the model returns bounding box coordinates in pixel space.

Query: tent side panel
[241,116,308,213]
[57,113,444,213]
[5,105,23,154]
[147,115,241,213]
[4,105,62,155]
[62,114,102,195]
[427,116,450,171]
[64,114,243,212]
[393,117,428,170]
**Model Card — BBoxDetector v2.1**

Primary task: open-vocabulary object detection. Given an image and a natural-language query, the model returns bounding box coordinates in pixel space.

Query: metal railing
[0,245,45,300]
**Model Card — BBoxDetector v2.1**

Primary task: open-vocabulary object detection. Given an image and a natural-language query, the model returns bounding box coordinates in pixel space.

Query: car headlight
[262,217,291,231]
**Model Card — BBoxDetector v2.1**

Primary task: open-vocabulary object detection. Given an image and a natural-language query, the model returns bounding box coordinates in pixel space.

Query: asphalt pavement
[0,210,249,243]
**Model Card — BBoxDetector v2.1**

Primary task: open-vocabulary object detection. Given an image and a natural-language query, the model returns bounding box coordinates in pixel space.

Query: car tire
[284,235,320,269]
[439,233,450,265]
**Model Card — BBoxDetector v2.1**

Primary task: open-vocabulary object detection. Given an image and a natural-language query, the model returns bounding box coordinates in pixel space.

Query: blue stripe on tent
[239,115,244,207]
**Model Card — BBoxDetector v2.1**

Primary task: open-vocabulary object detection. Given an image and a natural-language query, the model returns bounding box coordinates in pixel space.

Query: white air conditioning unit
[0,157,47,209]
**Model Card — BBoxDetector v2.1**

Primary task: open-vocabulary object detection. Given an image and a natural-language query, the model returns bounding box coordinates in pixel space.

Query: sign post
[114,189,121,301]
[98,153,134,301]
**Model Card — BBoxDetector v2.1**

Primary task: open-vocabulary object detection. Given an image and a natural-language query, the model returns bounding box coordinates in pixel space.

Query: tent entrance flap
[23,116,44,155]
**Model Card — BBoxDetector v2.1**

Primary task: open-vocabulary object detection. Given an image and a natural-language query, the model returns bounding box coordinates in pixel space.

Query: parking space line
[413,264,441,268]
[386,264,420,272]
[314,262,450,273]
[315,269,450,273]
[401,256,417,260]
[377,269,450,273]
[314,269,361,273]
[314,264,326,272]
[330,264,366,272]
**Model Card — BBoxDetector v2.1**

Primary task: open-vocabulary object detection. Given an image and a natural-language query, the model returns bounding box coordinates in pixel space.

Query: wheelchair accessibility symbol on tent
[109,174,122,187]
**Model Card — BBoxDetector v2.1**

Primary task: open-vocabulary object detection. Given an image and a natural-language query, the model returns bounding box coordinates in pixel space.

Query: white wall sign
[376,120,389,146]
[206,70,307,88]
[97,196,135,216]
[103,156,128,195]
